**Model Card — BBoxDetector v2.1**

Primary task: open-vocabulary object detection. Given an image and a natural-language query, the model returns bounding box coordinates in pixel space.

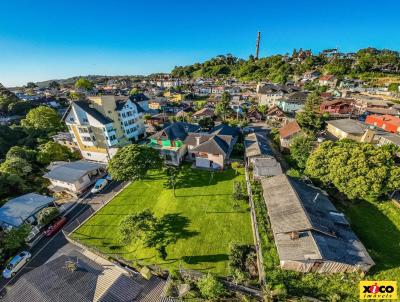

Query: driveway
[0,180,127,292]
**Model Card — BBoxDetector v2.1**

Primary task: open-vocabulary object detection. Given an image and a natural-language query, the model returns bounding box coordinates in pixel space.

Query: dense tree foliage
[305,140,400,201]
[215,92,231,120]
[108,144,162,181]
[75,77,94,90]
[0,83,24,114]
[295,92,325,133]
[37,207,60,225]
[37,141,80,164]
[196,274,226,300]
[21,106,62,134]
[171,48,400,83]
[289,133,316,169]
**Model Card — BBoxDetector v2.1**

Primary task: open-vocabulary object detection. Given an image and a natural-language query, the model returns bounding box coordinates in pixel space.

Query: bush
[232,181,247,201]
[37,206,59,225]
[197,273,226,300]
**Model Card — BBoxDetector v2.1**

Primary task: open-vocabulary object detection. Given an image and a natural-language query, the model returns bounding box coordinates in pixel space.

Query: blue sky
[1,0,399,86]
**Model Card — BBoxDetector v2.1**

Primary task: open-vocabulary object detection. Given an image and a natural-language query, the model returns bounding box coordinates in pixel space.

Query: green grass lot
[340,200,400,281]
[71,166,253,276]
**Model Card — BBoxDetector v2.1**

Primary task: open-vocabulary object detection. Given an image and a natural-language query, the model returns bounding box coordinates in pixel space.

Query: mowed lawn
[72,166,253,275]
[340,200,400,281]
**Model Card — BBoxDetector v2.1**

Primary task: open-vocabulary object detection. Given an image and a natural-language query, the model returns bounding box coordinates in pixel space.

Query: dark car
[43,216,67,236]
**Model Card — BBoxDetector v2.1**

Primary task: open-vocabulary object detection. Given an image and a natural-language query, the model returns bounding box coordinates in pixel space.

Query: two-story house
[63,95,147,162]
[185,124,239,170]
[149,122,201,166]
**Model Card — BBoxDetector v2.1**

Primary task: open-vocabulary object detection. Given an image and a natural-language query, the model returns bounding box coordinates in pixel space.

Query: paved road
[0,180,127,293]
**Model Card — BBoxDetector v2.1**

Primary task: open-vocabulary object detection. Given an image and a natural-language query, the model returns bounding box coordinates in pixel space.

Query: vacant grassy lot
[72,166,253,275]
[340,200,400,281]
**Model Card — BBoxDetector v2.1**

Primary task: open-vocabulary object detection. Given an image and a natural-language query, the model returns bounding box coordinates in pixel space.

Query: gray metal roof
[190,135,230,156]
[0,193,54,227]
[244,132,274,158]
[326,119,368,134]
[261,174,374,267]
[150,122,200,141]
[43,160,105,183]
[2,250,167,302]
[209,124,239,137]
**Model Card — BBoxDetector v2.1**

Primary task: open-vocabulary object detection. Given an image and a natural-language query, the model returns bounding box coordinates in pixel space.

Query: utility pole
[255,31,261,60]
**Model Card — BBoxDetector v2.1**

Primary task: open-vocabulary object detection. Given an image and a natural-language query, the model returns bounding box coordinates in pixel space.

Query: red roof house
[365,114,400,133]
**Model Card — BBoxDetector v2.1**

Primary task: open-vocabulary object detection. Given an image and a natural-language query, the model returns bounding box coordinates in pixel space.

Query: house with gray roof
[43,160,106,197]
[185,124,238,170]
[261,174,374,273]
[326,119,375,143]
[0,193,55,229]
[1,250,167,302]
[149,122,201,166]
[245,132,282,178]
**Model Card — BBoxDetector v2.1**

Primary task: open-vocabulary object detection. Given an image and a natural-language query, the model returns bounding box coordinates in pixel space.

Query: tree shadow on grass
[146,213,199,248]
[182,254,229,264]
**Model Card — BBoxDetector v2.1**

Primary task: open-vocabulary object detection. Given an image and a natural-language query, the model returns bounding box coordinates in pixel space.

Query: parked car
[43,216,67,236]
[2,251,31,278]
[91,178,108,194]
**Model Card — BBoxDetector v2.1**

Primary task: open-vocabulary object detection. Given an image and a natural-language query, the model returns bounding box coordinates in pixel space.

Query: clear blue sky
[1,0,399,86]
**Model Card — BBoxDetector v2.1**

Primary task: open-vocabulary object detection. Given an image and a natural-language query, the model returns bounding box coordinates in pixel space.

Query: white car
[2,251,31,279]
[91,178,108,194]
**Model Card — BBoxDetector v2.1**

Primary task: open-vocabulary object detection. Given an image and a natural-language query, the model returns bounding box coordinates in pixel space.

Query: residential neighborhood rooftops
[0,193,54,228]
[43,160,105,183]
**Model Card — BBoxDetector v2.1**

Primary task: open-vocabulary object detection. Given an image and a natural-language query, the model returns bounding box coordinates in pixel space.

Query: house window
[87,153,91,156]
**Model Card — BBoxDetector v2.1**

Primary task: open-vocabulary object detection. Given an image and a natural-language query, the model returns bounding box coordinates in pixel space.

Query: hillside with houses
[0,47,400,301]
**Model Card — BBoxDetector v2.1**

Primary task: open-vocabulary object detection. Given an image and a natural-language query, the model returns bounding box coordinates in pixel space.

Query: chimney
[195,136,201,146]
[290,231,299,240]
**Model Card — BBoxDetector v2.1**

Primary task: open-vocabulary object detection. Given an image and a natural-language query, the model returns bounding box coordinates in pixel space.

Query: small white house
[43,160,106,197]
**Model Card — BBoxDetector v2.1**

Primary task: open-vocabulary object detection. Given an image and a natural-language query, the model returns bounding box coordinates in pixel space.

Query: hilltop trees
[75,77,94,91]
[108,144,162,181]
[305,140,400,201]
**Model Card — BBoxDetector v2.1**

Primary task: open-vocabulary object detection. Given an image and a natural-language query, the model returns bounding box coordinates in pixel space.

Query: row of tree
[171,48,400,84]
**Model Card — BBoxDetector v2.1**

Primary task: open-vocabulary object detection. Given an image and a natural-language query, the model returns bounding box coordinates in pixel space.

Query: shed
[261,174,374,273]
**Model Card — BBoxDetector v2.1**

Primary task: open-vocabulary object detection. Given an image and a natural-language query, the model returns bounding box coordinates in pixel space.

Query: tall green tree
[37,141,79,164]
[21,106,62,134]
[295,92,324,133]
[289,133,316,169]
[215,92,231,120]
[108,144,162,181]
[163,165,182,197]
[75,77,94,91]
[305,140,400,201]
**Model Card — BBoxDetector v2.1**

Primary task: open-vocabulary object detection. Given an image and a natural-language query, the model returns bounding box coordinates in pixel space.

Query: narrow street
[0,180,127,293]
